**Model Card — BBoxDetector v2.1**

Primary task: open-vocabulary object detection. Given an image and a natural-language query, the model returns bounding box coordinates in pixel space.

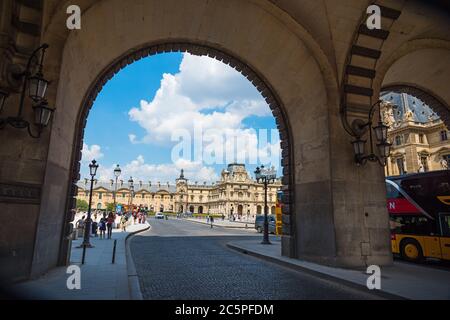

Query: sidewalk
[12,222,150,300]
[227,239,450,300]
[184,217,256,229]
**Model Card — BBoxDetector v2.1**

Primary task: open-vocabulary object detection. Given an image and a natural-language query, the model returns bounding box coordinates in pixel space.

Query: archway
[198,206,203,214]
[3,0,405,282]
[189,205,194,214]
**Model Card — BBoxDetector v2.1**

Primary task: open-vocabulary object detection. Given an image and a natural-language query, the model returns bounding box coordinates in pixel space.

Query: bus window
[386,183,403,199]
[440,214,450,237]
[390,215,436,236]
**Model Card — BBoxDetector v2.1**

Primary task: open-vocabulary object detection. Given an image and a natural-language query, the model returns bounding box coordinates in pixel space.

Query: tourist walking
[91,220,98,237]
[107,212,115,239]
[75,215,85,238]
[99,213,107,239]
[120,214,127,232]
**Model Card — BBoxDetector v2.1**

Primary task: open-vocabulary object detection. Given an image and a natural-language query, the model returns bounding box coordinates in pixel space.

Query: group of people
[75,211,126,240]
[132,211,147,225]
[75,209,149,240]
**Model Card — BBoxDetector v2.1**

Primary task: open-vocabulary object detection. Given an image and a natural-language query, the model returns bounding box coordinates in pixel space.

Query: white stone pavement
[12,221,149,300]
[227,239,450,300]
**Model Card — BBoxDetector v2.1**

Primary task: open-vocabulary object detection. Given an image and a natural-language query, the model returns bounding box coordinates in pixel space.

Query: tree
[76,199,89,211]
[105,202,115,212]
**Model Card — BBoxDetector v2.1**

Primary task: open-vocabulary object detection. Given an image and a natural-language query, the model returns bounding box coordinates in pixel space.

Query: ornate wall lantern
[350,100,393,166]
[0,44,54,138]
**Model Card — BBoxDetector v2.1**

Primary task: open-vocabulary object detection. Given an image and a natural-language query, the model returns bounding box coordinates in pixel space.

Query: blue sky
[81,52,281,183]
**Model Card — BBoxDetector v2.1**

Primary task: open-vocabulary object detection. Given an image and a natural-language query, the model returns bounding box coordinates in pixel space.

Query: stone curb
[125,223,151,300]
[183,218,253,229]
[226,242,406,300]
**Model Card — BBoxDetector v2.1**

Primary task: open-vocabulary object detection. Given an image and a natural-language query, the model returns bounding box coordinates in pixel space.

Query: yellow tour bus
[386,170,450,262]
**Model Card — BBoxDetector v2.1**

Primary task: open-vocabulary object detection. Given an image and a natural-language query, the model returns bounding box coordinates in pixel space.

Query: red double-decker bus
[386,170,450,262]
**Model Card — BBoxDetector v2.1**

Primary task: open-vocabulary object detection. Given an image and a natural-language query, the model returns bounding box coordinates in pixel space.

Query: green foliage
[105,202,115,212]
[76,199,89,211]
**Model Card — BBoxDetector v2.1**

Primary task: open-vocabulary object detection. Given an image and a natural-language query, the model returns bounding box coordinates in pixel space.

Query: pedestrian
[75,215,85,238]
[91,220,98,237]
[210,215,214,228]
[107,212,115,239]
[120,214,127,232]
[99,213,107,239]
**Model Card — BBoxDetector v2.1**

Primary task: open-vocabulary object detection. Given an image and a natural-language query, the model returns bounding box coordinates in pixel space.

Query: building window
[395,135,402,146]
[418,134,424,144]
[98,192,102,199]
[441,130,448,141]
[396,158,405,175]
[420,156,429,172]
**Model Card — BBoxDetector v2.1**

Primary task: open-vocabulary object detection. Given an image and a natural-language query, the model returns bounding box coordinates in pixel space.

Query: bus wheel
[257,226,263,233]
[400,239,424,262]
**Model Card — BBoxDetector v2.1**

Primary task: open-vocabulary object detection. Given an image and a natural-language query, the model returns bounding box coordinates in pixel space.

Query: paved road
[130,219,380,300]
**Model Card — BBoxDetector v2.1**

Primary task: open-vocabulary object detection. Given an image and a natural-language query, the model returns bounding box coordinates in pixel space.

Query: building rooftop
[381,92,440,124]
[77,180,176,193]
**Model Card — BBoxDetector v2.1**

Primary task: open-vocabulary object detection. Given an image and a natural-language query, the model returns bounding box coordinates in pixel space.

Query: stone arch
[374,40,450,127]
[26,0,392,279]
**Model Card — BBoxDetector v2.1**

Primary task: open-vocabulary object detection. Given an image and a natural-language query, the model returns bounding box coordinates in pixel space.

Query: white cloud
[128,134,137,144]
[128,53,272,151]
[95,155,219,184]
[81,143,104,162]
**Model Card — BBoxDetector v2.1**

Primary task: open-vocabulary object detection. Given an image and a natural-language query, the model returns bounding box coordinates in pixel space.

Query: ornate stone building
[381,93,450,176]
[76,164,281,217]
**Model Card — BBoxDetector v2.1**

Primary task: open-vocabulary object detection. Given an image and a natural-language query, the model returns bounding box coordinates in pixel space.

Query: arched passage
[1,0,404,281]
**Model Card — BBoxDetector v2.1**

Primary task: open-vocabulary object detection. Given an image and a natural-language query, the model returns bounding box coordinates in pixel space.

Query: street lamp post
[254,165,276,245]
[113,164,121,213]
[81,159,99,248]
[128,177,134,213]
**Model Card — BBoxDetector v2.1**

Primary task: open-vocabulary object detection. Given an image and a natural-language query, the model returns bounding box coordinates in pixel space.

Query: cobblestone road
[130,219,380,300]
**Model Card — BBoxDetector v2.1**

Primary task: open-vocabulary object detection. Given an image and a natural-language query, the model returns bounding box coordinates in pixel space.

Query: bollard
[82,244,86,264]
[112,239,117,264]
